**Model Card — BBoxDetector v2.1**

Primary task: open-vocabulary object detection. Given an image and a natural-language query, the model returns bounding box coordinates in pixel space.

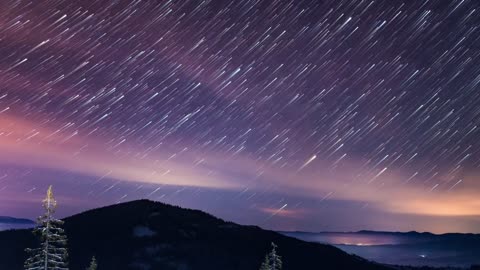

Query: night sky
[1,0,480,233]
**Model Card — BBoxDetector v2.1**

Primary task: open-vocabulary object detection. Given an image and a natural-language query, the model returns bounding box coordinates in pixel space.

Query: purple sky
[1,0,480,233]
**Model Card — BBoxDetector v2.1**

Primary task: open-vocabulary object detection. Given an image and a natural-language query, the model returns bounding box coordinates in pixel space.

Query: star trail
[1,0,480,233]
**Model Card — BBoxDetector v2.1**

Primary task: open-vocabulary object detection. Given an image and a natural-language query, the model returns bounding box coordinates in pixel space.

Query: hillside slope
[0,199,391,270]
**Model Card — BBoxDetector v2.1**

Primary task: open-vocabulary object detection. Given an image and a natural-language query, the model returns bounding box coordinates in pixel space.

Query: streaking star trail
[0,0,479,233]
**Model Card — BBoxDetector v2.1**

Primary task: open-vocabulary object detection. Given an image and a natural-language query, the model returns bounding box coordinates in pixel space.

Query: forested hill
[0,199,391,270]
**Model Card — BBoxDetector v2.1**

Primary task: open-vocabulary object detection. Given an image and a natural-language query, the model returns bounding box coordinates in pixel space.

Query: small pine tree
[25,185,69,270]
[258,242,282,270]
[259,255,270,270]
[86,256,97,270]
[269,243,282,270]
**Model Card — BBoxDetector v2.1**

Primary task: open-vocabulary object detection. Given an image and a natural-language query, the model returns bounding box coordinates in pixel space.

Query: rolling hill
[0,199,391,270]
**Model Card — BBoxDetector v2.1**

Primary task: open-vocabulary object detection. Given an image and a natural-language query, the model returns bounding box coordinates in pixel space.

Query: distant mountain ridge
[0,216,35,224]
[356,230,480,236]
[280,230,480,268]
[0,199,391,270]
[281,230,480,236]
[0,216,35,231]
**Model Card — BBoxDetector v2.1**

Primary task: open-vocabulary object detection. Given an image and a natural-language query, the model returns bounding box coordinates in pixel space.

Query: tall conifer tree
[25,186,69,270]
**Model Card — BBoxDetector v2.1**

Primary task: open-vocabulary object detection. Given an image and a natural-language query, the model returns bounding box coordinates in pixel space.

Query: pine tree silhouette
[24,186,69,270]
[258,242,282,270]
[86,256,97,270]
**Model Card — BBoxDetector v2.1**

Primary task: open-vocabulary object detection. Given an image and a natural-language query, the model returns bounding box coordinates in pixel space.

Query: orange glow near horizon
[2,112,480,233]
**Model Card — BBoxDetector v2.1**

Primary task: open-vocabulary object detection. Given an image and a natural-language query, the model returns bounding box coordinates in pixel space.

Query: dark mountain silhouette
[0,199,392,270]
